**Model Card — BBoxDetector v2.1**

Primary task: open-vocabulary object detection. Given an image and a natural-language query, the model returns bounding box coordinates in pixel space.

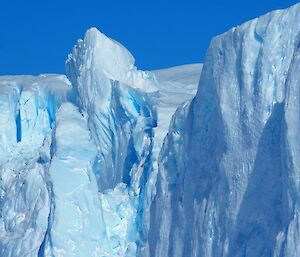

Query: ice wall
[148,3,300,257]
[2,3,300,256]
[0,27,200,256]
[0,75,71,257]
[42,103,109,257]
[65,28,201,255]
[66,28,157,192]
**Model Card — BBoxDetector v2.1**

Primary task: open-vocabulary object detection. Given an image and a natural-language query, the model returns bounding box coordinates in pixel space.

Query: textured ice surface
[42,103,108,257]
[66,28,158,94]
[66,28,157,192]
[0,75,70,160]
[2,3,300,257]
[0,28,200,256]
[65,28,201,256]
[0,75,70,257]
[149,3,300,257]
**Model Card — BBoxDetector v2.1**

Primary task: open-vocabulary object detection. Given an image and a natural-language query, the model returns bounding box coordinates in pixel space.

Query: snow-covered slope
[1,3,300,257]
[148,3,300,257]
[151,64,202,144]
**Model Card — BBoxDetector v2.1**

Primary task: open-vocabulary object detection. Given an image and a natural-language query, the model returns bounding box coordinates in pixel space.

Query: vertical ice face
[149,3,300,257]
[65,28,158,256]
[139,64,202,256]
[66,28,157,192]
[0,75,71,257]
[148,102,191,257]
[65,28,201,256]
[3,3,300,257]
[0,84,19,151]
[0,75,70,157]
[0,155,50,257]
[42,103,109,257]
[0,28,201,257]
[283,30,300,257]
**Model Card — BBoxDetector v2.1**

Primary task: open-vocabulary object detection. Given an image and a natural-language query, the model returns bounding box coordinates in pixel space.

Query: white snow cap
[67,27,158,92]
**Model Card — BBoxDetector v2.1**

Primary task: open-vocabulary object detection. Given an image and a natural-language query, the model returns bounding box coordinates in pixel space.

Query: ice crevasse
[1,3,300,257]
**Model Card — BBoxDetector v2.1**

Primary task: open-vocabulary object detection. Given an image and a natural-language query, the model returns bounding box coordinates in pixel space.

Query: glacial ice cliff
[0,28,200,256]
[149,3,300,257]
[1,2,300,257]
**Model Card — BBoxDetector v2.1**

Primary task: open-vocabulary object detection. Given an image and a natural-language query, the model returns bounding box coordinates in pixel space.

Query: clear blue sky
[0,0,299,75]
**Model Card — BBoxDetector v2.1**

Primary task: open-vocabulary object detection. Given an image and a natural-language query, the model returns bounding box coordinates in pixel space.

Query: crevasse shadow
[228,103,294,257]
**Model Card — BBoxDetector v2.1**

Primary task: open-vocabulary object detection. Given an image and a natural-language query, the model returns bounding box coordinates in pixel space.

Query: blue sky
[0,0,299,75]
